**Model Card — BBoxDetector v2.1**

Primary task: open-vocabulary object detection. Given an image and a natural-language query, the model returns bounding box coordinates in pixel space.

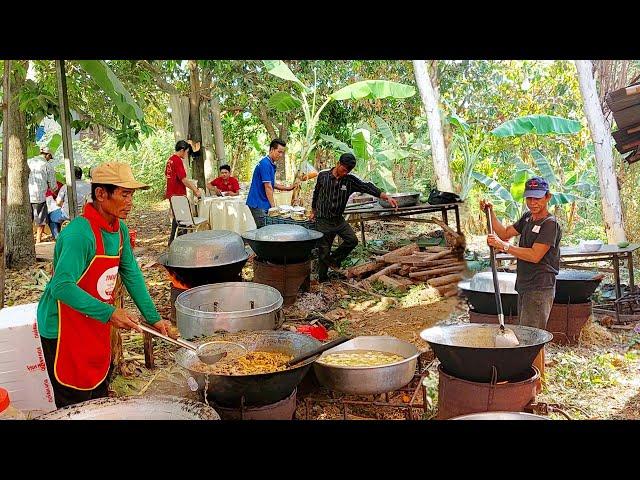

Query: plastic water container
[0,387,27,420]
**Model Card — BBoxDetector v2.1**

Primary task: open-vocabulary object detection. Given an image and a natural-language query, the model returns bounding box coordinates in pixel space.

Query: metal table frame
[344,202,463,245]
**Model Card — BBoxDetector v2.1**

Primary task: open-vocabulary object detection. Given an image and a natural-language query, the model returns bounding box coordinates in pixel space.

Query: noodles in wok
[190,351,293,375]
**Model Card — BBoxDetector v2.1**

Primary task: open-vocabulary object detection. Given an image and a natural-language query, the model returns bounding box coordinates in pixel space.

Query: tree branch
[139,60,180,95]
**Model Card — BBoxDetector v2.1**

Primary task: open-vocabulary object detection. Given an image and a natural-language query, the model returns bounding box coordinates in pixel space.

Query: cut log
[442,287,459,298]
[427,273,464,287]
[435,283,459,295]
[377,275,408,292]
[411,258,463,268]
[381,243,419,262]
[390,274,415,286]
[408,264,466,278]
[399,265,411,276]
[359,263,401,285]
[346,260,385,278]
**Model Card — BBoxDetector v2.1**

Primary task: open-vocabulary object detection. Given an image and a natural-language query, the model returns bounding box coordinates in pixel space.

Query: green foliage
[491,114,582,136]
[548,351,630,390]
[74,129,175,204]
[329,80,416,101]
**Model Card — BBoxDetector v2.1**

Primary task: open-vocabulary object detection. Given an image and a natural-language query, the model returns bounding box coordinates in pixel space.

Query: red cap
[0,388,9,413]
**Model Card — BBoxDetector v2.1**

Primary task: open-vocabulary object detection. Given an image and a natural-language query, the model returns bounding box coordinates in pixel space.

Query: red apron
[54,212,123,390]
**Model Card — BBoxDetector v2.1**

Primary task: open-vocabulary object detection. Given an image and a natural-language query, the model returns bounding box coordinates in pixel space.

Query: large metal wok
[242,224,323,264]
[420,324,553,383]
[175,330,321,407]
[160,230,249,286]
[159,253,247,286]
[313,336,420,395]
[554,269,603,304]
[36,395,220,420]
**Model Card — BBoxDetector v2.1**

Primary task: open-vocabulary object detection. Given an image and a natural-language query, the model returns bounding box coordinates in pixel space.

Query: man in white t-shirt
[52,166,92,224]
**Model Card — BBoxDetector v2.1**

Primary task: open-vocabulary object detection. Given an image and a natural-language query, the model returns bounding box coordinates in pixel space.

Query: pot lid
[469,271,517,294]
[557,269,603,281]
[243,224,321,242]
[167,230,248,268]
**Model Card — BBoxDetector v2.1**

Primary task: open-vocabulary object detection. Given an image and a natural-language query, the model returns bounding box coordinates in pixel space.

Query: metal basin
[167,230,248,268]
[175,282,284,340]
[451,411,548,420]
[420,324,553,383]
[378,192,421,208]
[243,225,323,264]
[175,330,321,407]
[36,395,220,420]
[158,253,247,287]
[312,336,420,395]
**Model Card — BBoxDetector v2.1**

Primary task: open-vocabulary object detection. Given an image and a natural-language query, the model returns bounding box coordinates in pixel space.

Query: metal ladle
[138,323,247,364]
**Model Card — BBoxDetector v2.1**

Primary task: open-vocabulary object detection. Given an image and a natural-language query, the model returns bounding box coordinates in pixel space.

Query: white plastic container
[0,303,56,414]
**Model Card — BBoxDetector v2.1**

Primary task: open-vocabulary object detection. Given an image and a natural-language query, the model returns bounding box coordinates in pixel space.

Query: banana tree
[320,115,431,194]
[262,60,415,202]
[447,112,487,201]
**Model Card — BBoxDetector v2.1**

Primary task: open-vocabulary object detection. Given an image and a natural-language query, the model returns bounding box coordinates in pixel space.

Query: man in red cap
[481,176,562,330]
[37,162,173,408]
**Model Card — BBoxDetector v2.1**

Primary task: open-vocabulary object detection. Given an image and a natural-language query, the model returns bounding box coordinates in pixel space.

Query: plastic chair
[169,195,210,242]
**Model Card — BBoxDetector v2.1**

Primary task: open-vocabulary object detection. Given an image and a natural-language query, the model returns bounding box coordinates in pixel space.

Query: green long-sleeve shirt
[37,216,161,339]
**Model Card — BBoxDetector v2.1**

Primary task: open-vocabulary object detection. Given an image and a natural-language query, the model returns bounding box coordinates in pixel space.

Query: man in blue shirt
[246,138,297,227]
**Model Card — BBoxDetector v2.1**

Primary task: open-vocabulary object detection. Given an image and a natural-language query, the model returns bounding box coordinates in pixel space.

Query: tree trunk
[6,61,35,268]
[187,60,205,190]
[412,60,453,192]
[168,94,190,141]
[574,60,626,243]
[210,93,226,169]
[199,100,216,182]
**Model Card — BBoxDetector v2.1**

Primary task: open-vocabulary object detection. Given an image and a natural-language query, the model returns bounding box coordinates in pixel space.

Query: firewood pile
[345,225,466,298]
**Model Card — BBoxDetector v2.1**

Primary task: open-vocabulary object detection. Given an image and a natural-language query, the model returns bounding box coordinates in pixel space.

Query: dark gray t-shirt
[512,211,562,292]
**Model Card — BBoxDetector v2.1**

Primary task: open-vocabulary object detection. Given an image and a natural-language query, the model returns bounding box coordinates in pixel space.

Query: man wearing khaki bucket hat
[37,162,173,408]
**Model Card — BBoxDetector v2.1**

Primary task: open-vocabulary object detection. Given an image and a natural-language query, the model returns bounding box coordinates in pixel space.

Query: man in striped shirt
[310,153,398,282]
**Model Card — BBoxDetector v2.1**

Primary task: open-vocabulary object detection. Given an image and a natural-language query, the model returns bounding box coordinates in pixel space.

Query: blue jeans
[49,209,70,239]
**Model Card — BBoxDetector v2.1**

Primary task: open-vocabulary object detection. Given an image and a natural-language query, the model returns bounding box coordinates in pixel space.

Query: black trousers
[249,206,267,228]
[41,336,113,409]
[316,217,358,280]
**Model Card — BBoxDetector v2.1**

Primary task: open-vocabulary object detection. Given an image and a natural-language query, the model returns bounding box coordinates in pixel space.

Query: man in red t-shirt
[165,140,201,245]
[208,164,240,197]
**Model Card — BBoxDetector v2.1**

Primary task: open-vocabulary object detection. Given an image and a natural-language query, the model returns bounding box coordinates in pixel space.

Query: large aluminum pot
[175,282,284,340]
[167,230,248,268]
[175,330,321,407]
[313,336,420,395]
[451,411,548,420]
[36,395,220,420]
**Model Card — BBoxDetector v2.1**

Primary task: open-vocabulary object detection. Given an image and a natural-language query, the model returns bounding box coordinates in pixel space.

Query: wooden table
[496,243,640,300]
[343,201,463,244]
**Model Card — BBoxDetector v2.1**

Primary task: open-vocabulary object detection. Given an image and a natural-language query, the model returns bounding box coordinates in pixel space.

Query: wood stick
[427,273,464,287]
[390,274,414,286]
[377,275,408,291]
[421,246,450,252]
[398,265,411,277]
[435,283,460,294]
[408,264,466,278]
[381,243,418,262]
[338,281,385,299]
[409,259,464,270]
[346,260,385,278]
[442,287,459,298]
[360,263,402,285]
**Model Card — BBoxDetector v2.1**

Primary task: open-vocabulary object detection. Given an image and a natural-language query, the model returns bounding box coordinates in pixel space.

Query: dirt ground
[6,200,640,420]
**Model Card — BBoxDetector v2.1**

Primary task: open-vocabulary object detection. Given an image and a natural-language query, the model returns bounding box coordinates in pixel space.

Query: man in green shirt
[37,162,172,408]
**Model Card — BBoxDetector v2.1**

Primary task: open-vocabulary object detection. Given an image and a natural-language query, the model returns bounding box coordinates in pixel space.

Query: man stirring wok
[37,163,173,408]
[481,176,562,331]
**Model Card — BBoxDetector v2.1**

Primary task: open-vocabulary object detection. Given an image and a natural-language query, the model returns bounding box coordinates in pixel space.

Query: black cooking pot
[158,253,247,287]
[242,225,324,264]
[458,282,519,316]
[555,269,604,304]
[174,330,322,407]
[420,324,553,383]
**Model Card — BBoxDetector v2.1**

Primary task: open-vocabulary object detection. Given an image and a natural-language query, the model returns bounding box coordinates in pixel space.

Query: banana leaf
[330,80,415,101]
[491,114,582,137]
[268,91,301,112]
[262,60,307,90]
